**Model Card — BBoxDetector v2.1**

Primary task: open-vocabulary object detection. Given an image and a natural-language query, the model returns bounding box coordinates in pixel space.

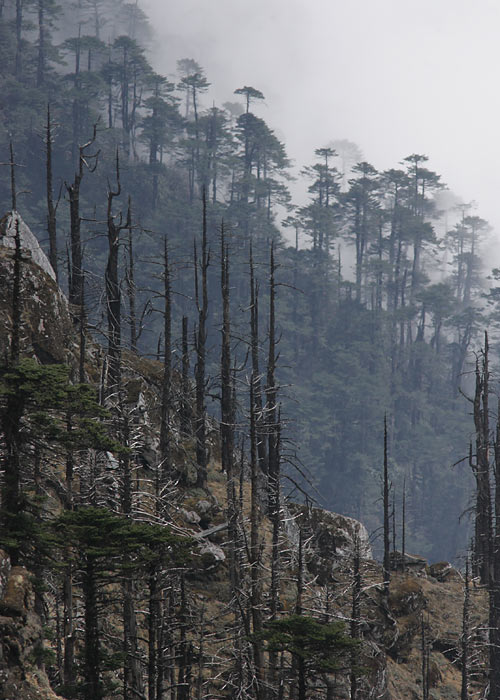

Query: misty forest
[1,1,500,699]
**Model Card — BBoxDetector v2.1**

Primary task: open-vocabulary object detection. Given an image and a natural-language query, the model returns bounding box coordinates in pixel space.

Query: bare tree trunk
[63,415,76,696]
[148,566,159,700]
[9,141,17,212]
[461,558,470,700]
[220,225,238,592]
[489,392,500,699]
[83,557,102,700]
[266,243,279,516]
[250,247,268,477]
[250,378,265,700]
[296,526,306,700]
[126,204,137,352]
[402,477,406,574]
[46,104,59,281]
[471,334,492,585]
[383,415,391,595]
[10,215,21,365]
[65,124,99,311]
[180,316,191,435]
[123,578,144,700]
[105,152,130,393]
[79,288,86,384]
[160,236,172,490]
[195,190,209,488]
[421,616,429,700]
[350,536,362,700]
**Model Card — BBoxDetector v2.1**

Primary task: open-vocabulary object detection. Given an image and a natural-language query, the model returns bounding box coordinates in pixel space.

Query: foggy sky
[141,0,500,259]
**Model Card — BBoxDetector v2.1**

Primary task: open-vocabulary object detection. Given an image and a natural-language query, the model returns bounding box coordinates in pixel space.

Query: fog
[141,0,500,258]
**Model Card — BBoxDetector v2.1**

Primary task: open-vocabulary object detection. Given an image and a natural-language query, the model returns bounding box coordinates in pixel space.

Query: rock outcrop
[0,552,62,700]
[0,211,73,365]
[287,503,372,584]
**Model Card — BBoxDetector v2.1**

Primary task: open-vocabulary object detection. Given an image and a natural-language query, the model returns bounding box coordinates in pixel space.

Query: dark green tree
[260,614,358,700]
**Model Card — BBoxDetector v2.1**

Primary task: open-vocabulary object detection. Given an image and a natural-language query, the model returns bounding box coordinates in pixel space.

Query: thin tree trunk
[350,536,362,700]
[383,415,391,595]
[461,558,470,700]
[250,247,268,476]
[10,215,21,364]
[105,152,129,393]
[471,335,492,584]
[180,316,191,435]
[9,141,17,212]
[220,225,237,591]
[148,566,159,700]
[65,124,98,311]
[46,104,58,280]
[126,205,137,352]
[195,191,209,488]
[250,378,265,700]
[266,243,279,513]
[83,557,101,700]
[160,236,172,488]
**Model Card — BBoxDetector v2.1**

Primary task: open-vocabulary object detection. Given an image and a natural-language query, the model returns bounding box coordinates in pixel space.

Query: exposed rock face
[428,561,460,582]
[287,504,372,584]
[0,556,63,700]
[0,211,73,365]
[0,211,56,281]
[390,550,427,573]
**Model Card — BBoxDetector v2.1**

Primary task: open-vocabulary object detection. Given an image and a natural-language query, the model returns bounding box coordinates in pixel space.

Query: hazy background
[142,0,500,256]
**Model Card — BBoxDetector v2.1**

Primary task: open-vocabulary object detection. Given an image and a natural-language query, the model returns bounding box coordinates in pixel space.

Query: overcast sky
[141,0,500,255]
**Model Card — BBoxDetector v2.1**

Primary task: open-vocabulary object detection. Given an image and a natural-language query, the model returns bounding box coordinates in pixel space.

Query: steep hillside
[0,217,489,700]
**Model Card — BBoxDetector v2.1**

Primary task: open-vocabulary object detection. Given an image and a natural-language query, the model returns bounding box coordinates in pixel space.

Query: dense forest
[4,1,500,699]
[0,0,496,582]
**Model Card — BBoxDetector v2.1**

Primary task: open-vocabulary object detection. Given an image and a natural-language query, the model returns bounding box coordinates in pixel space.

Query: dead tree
[489,389,500,699]
[250,377,265,700]
[45,103,60,281]
[220,223,238,589]
[250,245,268,476]
[461,558,470,700]
[65,123,99,311]
[126,199,138,353]
[10,215,21,365]
[194,190,210,488]
[270,408,281,620]
[8,141,17,214]
[159,236,172,489]
[470,334,492,585]
[383,414,391,595]
[266,242,279,512]
[105,150,130,393]
[350,535,362,700]
[421,615,430,700]
[180,316,191,435]
[402,477,406,574]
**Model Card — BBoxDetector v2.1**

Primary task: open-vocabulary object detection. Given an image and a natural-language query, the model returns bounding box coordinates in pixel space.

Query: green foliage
[259,614,358,674]
[0,358,69,405]
[0,359,119,451]
[50,506,191,571]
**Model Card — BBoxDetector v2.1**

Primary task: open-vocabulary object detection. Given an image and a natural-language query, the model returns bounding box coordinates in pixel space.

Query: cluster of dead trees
[460,330,500,699]
[0,144,367,699]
